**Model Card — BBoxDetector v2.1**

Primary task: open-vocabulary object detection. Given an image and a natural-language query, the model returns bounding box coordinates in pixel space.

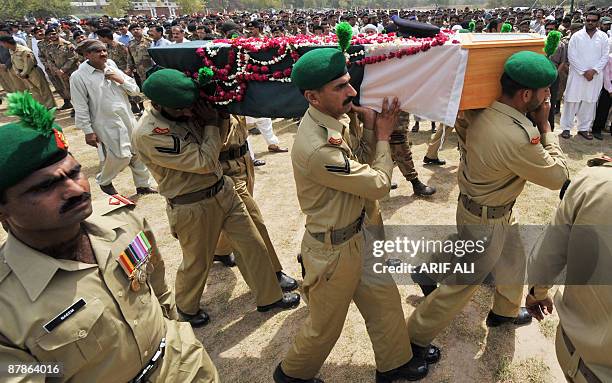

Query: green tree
[104,0,131,17]
[1,0,72,19]
[176,0,206,14]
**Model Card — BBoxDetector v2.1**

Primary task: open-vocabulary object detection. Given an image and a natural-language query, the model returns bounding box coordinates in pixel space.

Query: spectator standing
[70,39,156,196]
[560,12,610,140]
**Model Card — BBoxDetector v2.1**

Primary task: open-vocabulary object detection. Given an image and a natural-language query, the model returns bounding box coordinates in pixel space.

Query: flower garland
[193,31,458,105]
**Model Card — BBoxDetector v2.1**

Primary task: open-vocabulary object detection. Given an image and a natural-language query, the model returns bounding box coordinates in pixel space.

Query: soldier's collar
[490,101,533,128]
[3,230,99,302]
[306,105,350,135]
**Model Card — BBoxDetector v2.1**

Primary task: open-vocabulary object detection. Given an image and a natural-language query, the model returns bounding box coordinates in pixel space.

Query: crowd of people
[0,4,611,383]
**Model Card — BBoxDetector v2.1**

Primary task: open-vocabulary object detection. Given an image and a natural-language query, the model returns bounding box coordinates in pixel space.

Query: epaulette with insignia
[327,129,343,146]
[93,194,136,216]
[587,155,612,167]
[512,119,541,145]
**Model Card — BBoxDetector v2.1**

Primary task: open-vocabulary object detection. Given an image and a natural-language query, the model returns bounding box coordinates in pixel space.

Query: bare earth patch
[1,97,609,382]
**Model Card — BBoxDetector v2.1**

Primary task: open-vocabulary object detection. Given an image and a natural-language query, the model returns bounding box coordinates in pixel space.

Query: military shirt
[127,37,154,80]
[291,106,393,233]
[530,162,612,381]
[133,108,227,199]
[39,38,78,75]
[0,199,176,382]
[220,115,249,151]
[9,44,37,77]
[106,41,129,72]
[456,101,569,206]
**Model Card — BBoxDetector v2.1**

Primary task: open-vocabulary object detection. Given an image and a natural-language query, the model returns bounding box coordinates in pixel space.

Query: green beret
[142,69,198,109]
[0,92,68,195]
[291,48,348,90]
[504,51,557,89]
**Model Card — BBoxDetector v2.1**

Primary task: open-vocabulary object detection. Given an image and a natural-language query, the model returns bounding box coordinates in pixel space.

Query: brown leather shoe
[577,131,593,140]
[268,144,289,153]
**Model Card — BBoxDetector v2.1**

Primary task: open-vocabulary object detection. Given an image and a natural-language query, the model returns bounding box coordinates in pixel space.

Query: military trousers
[281,231,413,379]
[215,153,283,272]
[425,124,454,160]
[389,127,418,182]
[166,176,283,314]
[554,324,605,383]
[48,72,71,101]
[0,67,26,93]
[407,202,525,346]
[150,319,219,382]
[18,67,55,108]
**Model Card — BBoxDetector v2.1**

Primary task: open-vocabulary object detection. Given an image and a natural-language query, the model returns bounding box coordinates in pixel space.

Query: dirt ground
[1,95,611,383]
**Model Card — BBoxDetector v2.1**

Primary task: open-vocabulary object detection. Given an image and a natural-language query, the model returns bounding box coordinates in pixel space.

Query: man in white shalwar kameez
[70,39,156,196]
[560,12,609,140]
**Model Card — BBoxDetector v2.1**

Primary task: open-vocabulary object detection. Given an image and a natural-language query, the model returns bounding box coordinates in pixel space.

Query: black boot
[431,121,436,133]
[59,100,72,110]
[257,292,300,312]
[178,308,210,327]
[213,253,236,267]
[411,179,436,196]
[277,271,298,292]
[100,183,118,195]
[486,307,532,327]
[273,363,324,383]
[411,343,441,364]
[375,356,428,382]
[411,121,420,132]
[423,156,446,166]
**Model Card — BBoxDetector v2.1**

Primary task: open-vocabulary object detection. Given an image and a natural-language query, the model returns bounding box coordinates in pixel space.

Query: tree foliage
[0,0,72,19]
[104,0,131,17]
[176,0,207,14]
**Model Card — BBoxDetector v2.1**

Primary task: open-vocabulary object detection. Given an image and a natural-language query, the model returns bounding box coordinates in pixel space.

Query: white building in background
[70,0,180,17]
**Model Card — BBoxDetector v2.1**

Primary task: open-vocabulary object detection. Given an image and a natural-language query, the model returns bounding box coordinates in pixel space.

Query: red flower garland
[194,31,458,105]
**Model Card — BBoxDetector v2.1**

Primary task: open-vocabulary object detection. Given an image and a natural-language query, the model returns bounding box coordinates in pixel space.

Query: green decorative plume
[335,22,353,53]
[198,66,214,86]
[468,21,475,32]
[501,23,512,33]
[544,30,562,57]
[5,91,58,136]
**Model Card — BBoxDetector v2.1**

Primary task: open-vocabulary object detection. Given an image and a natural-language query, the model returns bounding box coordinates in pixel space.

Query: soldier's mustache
[343,97,354,106]
[60,192,91,214]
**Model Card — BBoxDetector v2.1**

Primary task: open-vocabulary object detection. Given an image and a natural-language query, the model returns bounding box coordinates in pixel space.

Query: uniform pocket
[35,298,118,376]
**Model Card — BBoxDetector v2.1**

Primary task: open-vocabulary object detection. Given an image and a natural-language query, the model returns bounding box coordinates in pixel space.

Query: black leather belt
[169,177,224,205]
[562,328,602,383]
[218,142,248,162]
[130,337,166,383]
[459,194,515,219]
[309,209,365,246]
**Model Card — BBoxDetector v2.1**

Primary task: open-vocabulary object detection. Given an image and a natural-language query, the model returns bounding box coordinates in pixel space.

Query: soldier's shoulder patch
[512,118,540,145]
[326,129,343,146]
[324,150,351,175]
[153,127,170,135]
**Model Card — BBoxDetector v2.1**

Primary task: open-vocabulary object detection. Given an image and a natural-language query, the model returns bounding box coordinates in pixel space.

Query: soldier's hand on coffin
[375,96,400,141]
[192,99,220,128]
[350,103,377,131]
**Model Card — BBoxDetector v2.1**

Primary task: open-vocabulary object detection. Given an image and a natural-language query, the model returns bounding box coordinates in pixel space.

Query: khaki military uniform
[529,162,612,383]
[214,115,283,272]
[0,198,218,382]
[39,38,78,102]
[281,106,413,379]
[107,41,129,72]
[127,37,154,84]
[408,101,570,347]
[132,108,283,315]
[425,124,454,160]
[9,44,55,108]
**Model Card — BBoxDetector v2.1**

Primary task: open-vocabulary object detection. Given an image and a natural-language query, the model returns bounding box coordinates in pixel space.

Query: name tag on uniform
[43,298,87,333]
